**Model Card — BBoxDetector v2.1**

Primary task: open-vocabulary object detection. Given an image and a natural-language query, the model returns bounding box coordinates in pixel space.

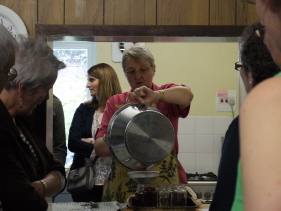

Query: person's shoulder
[77,103,87,110]
[109,92,128,102]
[242,77,281,110]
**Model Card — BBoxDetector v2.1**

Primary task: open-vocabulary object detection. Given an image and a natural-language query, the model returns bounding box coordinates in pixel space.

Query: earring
[20,98,22,108]
[249,81,252,84]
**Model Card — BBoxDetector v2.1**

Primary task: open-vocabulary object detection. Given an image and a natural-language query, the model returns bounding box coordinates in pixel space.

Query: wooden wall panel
[157,0,209,25]
[104,0,156,25]
[236,0,247,25]
[144,0,156,25]
[236,1,260,25]
[0,0,37,37]
[247,3,260,24]
[210,0,235,25]
[38,0,64,24]
[65,0,103,24]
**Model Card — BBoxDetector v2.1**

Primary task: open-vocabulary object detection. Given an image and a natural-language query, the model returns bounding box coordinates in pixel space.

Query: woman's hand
[30,181,45,197]
[127,86,193,109]
[81,138,95,145]
[127,86,159,104]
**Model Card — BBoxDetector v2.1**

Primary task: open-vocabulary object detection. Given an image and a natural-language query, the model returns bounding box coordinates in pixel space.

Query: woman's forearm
[31,171,63,197]
[160,86,193,109]
[94,137,111,156]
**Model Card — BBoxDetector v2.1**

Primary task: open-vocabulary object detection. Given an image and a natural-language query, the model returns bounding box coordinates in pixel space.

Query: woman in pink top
[94,44,194,203]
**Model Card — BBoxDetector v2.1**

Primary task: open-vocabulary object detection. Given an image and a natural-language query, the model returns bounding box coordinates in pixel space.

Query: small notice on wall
[217,90,228,98]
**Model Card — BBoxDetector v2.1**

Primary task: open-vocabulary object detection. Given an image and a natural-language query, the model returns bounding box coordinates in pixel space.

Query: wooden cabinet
[157,0,209,25]
[210,0,236,25]
[0,0,260,37]
[104,0,156,25]
[65,0,103,25]
[38,0,64,24]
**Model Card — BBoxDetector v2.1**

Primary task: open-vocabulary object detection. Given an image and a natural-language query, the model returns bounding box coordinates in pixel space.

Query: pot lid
[125,111,175,164]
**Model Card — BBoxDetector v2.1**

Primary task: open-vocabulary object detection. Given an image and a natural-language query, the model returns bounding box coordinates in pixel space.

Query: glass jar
[170,184,187,206]
[134,184,144,206]
[143,184,157,207]
[158,184,171,207]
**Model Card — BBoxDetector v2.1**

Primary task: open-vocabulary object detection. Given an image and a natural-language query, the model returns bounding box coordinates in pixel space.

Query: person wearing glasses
[0,35,67,211]
[231,1,281,211]
[208,22,280,211]
[94,44,194,203]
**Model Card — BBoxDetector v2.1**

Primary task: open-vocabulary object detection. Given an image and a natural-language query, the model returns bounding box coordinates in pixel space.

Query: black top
[209,116,240,211]
[68,103,95,170]
[0,100,66,211]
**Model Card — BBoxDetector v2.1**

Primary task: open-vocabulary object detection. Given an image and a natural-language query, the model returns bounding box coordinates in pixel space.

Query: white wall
[178,116,233,174]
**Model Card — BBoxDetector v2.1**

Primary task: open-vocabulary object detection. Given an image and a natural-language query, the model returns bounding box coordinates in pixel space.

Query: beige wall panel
[157,0,209,25]
[144,0,156,25]
[236,1,259,25]
[38,0,64,24]
[0,0,37,37]
[104,0,155,25]
[65,0,103,25]
[210,0,235,25]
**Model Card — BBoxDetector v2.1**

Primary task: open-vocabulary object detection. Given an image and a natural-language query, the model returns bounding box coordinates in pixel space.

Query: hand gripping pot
[106,102,175,170]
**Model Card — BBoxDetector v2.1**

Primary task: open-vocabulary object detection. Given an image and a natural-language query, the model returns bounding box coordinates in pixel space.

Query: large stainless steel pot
[106,102,175,170]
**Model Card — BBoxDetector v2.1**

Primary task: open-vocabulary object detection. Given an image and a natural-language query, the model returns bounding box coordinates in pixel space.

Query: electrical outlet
[216,90,236,112]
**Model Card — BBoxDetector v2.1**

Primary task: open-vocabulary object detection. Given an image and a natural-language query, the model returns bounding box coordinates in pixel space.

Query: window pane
[53,48,89,167]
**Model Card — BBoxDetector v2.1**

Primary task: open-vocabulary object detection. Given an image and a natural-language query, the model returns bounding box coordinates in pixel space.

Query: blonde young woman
[68,63,122,202]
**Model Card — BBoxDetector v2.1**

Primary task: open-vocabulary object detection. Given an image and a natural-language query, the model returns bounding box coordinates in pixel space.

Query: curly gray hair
[5,36,66,94]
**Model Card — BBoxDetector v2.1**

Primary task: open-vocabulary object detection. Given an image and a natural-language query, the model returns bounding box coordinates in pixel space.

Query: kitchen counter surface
[125,203,210,210]
[52,202,210,211]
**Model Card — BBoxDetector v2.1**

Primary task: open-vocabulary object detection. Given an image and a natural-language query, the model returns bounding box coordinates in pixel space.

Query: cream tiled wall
[178,116,233,175]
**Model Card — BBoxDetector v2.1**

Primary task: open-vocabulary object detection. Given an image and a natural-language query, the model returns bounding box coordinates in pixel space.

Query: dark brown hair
[240,22,280,85]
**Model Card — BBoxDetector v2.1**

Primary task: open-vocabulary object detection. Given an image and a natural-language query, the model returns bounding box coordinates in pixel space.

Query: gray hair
[5,36,66,94]
[121,44,155,71]
[0,25,19,71]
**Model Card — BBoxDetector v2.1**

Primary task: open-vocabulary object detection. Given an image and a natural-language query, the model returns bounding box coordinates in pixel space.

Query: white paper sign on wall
[112,42,145,63]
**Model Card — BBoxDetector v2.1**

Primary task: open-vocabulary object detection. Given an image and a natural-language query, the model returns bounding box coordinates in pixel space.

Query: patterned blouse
[91,110,112,186]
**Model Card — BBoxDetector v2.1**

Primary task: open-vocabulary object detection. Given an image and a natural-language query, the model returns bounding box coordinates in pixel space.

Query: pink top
[95,83,190,183]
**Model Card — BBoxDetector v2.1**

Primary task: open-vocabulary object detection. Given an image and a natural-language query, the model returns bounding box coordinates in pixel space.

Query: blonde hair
[84,63,122,109]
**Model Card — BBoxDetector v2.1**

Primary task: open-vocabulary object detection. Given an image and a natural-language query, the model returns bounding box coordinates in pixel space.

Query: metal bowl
[107,102,175,170]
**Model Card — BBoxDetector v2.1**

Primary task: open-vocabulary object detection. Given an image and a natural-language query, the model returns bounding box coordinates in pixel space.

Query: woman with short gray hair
[95,44,194,203]
[0,35,66,211]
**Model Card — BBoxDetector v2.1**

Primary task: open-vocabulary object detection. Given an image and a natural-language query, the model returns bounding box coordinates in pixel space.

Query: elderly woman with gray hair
[95,44,194,203]
[0,35,66,211]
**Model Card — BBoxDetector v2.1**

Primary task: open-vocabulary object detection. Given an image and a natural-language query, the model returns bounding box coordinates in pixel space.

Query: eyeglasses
[247,0,256,5]
[234,62,243,71]
[0,68,18,81]
[125,67,151,77]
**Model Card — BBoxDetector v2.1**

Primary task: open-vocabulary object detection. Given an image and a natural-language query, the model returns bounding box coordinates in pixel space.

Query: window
[53,41,96,167]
